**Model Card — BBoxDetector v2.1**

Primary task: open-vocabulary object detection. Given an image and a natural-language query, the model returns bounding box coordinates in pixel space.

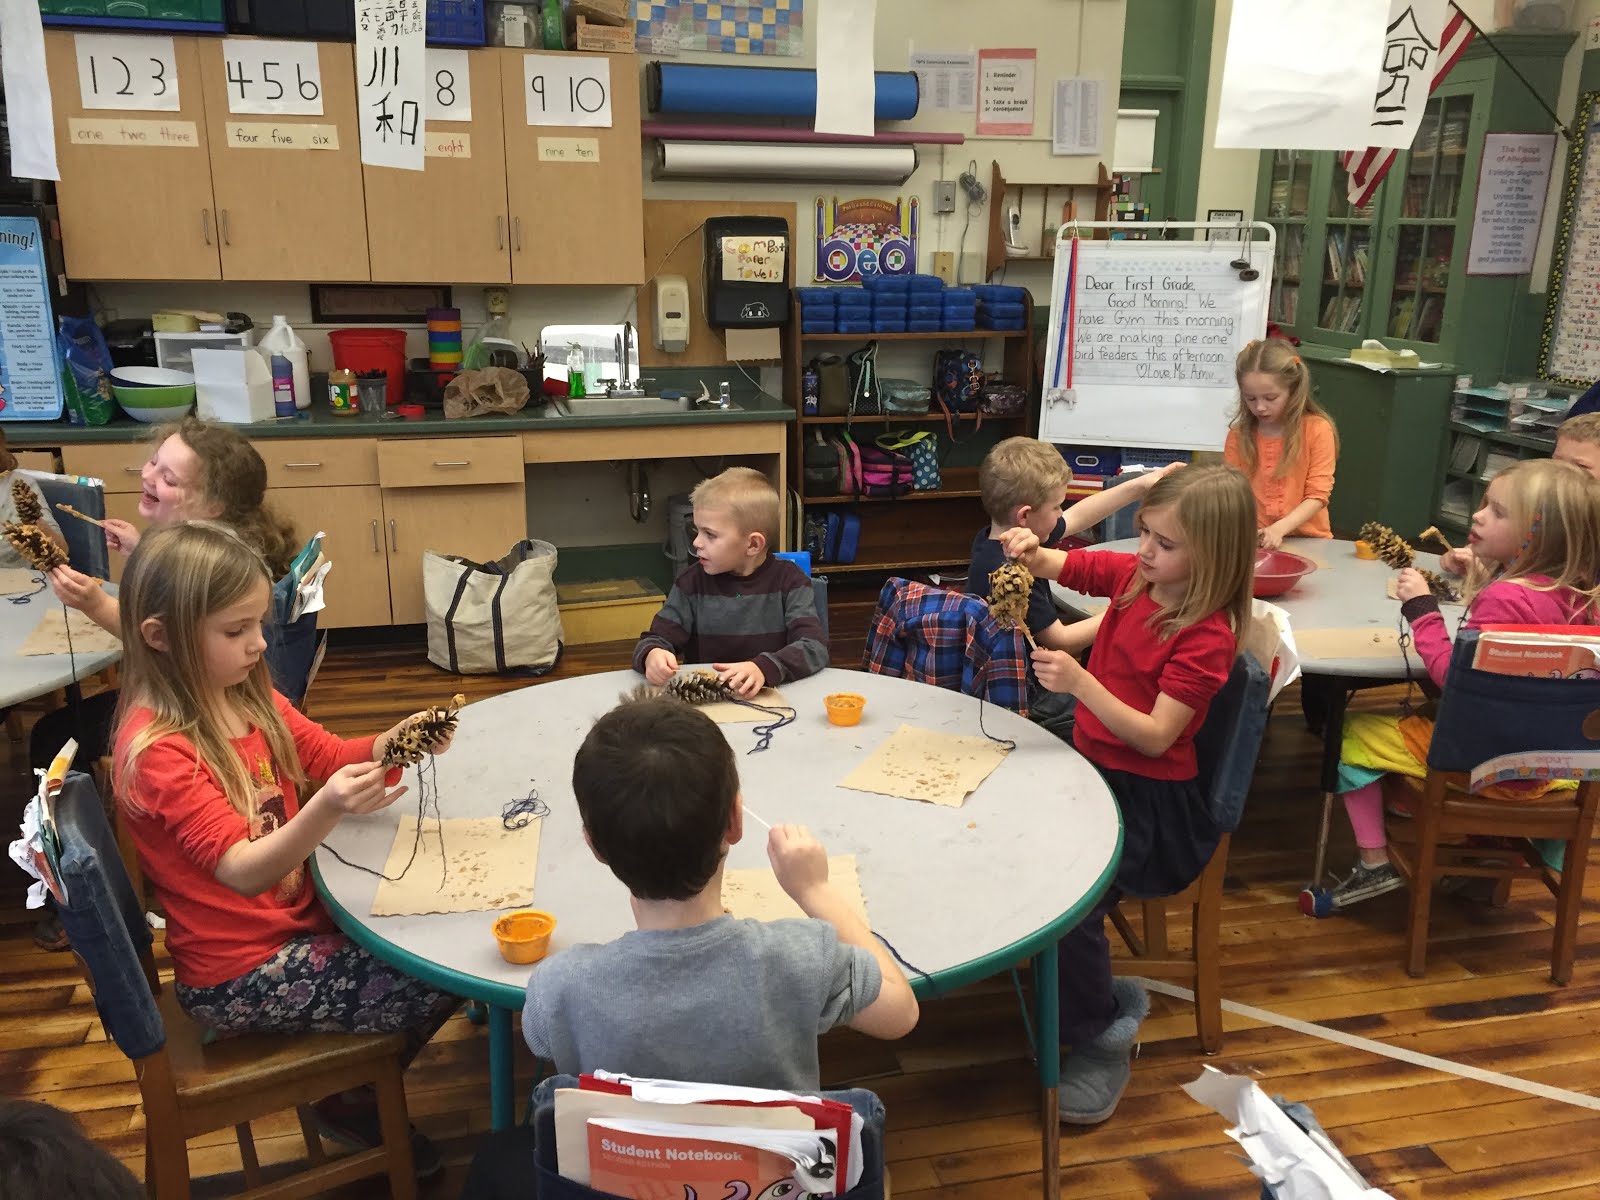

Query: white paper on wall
[0,0,58,179]
[356,0,426,170]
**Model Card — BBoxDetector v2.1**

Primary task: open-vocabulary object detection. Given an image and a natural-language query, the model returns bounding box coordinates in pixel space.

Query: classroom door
[1119,90,1174,222]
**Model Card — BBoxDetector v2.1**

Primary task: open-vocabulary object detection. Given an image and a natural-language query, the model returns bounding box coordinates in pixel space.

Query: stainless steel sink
[544,396,735,417]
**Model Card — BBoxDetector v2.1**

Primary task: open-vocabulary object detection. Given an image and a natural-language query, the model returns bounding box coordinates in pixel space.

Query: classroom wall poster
[977,48,1035,136]
[355,0,426,171]
[814,195,919,281]
[1467,131,1557,276]
[0,217,64,421]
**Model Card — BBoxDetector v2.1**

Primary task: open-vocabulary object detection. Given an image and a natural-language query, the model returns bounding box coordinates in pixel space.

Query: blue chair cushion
[51,771,165,1061]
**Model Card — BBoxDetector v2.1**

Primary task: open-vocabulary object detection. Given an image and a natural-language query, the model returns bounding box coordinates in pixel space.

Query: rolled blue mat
[649,62,920,120]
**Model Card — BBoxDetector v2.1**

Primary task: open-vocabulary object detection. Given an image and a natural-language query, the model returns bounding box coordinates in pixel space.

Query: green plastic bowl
[113,382,196,423]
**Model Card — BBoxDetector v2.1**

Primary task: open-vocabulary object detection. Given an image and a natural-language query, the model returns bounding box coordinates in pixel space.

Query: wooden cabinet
[376,435,525,624]
[197,39,369,282]
[500,50,644,285]
[364,52,510,283]
[45,32,222,282]
[263,483,391,628]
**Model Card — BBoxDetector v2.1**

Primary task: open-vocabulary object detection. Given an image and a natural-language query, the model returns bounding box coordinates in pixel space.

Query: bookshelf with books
[1251,33,1572,383]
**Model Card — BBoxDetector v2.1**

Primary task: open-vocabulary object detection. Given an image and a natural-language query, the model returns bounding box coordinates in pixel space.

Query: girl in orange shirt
[1223,339,1339,549]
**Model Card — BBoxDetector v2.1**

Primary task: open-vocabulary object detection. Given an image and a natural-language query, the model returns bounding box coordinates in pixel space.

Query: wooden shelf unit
[784,295,1037,577]
[985,161,1113,279]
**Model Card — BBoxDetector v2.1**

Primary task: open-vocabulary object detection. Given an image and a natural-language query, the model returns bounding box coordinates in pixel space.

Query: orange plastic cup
[1354,540,1378,560]
[493,910,556,965]
[825,693,866,726]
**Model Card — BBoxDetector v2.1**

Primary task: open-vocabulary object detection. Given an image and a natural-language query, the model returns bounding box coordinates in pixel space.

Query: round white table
[1052,537,1445,881]
[0,577,121,707]
[313,667,1122,1170]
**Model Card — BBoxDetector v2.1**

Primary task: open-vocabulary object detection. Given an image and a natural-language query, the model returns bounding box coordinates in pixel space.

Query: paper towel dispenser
[703,215,790,330]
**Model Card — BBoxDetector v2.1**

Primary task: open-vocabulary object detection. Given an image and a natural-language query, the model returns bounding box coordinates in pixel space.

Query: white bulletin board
[1038,222,1274,450]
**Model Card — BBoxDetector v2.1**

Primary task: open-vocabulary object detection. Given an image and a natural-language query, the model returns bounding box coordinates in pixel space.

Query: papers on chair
[284,531,329,622]
[7,747,75,909]
[558,1074,864,1193]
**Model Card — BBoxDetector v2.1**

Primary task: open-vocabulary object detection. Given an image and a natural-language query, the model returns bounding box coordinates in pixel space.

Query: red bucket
[329,328,408,404]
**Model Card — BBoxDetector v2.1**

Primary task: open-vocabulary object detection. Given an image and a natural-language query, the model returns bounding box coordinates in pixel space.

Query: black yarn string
[322,754,444,884]
[502,784,550,829]
[5,571,46,604]
[875,931,935,991]
[976,695,1017,750]
[720,696,797,754]
[61,600,85,752]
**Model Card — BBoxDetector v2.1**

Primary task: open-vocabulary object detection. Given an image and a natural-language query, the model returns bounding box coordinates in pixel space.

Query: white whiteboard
[1037,223,1274,450]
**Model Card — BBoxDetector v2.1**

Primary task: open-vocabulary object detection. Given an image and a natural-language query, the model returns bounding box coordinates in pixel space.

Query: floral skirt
[175,932,458,1063]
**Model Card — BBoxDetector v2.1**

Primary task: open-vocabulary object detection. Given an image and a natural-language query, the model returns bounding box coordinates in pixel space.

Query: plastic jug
[259,314,311,410]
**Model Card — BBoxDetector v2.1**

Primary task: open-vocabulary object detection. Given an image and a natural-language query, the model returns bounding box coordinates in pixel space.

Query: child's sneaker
[1325,861,1404,911]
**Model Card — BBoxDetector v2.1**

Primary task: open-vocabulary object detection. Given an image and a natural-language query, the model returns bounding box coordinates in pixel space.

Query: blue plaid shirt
[860,578,1029,714]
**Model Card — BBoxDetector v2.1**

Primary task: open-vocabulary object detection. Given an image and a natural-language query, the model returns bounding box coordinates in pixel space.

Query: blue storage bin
[1059,446,1121,476]
[908,305,943,320]
[980,301,1028,320]
[943,287,976,303]
[862,273,912,291]
[1121,447,1193,469]
[942,314,976,331]
[837,318,873,334]
[795,287,838,308]
[872,317,908,333]
[905,273,946,291]
[871,299,908,313]
[974,284,1027,303]
[801,320,838,334]
[908,318,943,332]
[833,289,871,309]
[428,0,485,44]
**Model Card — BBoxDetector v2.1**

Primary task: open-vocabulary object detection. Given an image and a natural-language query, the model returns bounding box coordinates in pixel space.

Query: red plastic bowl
[1253,549,1317,598]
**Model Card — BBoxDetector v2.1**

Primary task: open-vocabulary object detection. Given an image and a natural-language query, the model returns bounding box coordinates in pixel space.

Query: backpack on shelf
[848,342,882,416]
[877,429,941,490]
[856,443,914,498]
[932,348,985,440]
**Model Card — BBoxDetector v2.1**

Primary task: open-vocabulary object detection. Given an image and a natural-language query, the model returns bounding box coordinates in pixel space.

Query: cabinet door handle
[370,519,379,553]
[388,518,397,552]
[432,460,471,468]
[496,215,505,251]
[201,209,212,246]
[513,216,523,252]
[283,461,323,470]
[220,209,231,246]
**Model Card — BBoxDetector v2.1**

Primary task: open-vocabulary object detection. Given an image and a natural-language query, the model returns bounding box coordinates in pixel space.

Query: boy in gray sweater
[521,688,919,1091]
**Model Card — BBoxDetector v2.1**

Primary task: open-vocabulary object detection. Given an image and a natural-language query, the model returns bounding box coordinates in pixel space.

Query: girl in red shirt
[111,521,458,1172]
[1001,465,1256,1126]
[1223,338,1339,548]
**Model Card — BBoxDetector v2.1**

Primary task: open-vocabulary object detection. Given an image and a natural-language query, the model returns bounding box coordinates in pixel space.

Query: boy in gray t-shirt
[521,687,919,1093]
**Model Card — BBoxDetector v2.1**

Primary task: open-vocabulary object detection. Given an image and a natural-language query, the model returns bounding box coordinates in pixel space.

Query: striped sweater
[632,556,828,686]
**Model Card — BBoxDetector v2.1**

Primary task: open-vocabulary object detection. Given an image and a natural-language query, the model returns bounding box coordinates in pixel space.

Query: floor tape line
[1140,978,1600,1112]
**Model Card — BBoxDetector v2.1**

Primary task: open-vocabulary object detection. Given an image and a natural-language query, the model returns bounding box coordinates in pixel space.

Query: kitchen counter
[2,396,793,444]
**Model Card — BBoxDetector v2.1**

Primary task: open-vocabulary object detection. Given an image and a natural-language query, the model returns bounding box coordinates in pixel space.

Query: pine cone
[2,521,68,572]
[986,560,1034,631]
[1357,522,1414,569]
[665,669,734,706]
[382,692,466,768]
[10,479,42,525]
[1419,568,1459,602]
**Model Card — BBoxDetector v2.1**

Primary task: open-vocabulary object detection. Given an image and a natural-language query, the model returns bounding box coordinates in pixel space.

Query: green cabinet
[1257,34,1572,384]
[1302,351,1457,538]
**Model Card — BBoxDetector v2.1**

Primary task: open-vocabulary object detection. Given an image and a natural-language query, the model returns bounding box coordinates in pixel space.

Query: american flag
[1340,3,1476,207]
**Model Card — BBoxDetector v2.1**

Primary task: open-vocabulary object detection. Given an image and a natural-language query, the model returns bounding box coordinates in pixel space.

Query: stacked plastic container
[428,307,463,376]
[795,288,837,334]
[975,284,1029,332]
[834,286,871,335]
[941,287,977,332]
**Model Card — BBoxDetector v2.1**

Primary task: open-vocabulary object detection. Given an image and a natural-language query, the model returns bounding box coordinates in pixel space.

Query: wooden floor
[4,635,1599,1199]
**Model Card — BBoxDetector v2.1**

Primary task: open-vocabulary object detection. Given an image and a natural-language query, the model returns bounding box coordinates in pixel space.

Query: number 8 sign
[75,33,180,113]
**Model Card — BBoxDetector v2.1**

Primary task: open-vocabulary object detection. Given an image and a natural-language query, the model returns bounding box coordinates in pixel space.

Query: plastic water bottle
[802,364,819,415]
[271,354,295,417]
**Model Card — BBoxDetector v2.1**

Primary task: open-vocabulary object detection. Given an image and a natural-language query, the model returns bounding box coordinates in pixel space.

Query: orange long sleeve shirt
[1223,414,1336,539]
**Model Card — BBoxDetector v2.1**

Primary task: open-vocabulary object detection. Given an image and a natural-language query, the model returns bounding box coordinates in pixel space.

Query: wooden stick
[1020,624,1038,651]
[1417,525,1454,552]
[54,503,109,530]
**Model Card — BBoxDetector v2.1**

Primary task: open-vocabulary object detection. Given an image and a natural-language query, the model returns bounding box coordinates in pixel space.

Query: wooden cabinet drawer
[60,442,154,493]
[255,438,379,488]
[13,450,61,473]
[377,437,524,488]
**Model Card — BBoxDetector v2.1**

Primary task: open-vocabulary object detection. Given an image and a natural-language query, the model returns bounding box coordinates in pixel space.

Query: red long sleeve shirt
[114,692,377,988]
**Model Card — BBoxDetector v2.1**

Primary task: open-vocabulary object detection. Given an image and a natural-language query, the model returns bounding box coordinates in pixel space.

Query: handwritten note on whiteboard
[356,0,425,170]
[1467,132,1557,276]
[1074,260,1244,388]
[75,33,179,112]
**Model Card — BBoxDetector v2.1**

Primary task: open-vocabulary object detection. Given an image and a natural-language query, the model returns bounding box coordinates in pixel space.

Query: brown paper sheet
[698,686,790,724]
[16,607,122,657]
[723,325,782,362]
[370,815,541,917]
[1386,577,1463,606]
[1293,627,1402,660]
[723,854,868,924]
[839,723,1011,807]
[0,568,41,596]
